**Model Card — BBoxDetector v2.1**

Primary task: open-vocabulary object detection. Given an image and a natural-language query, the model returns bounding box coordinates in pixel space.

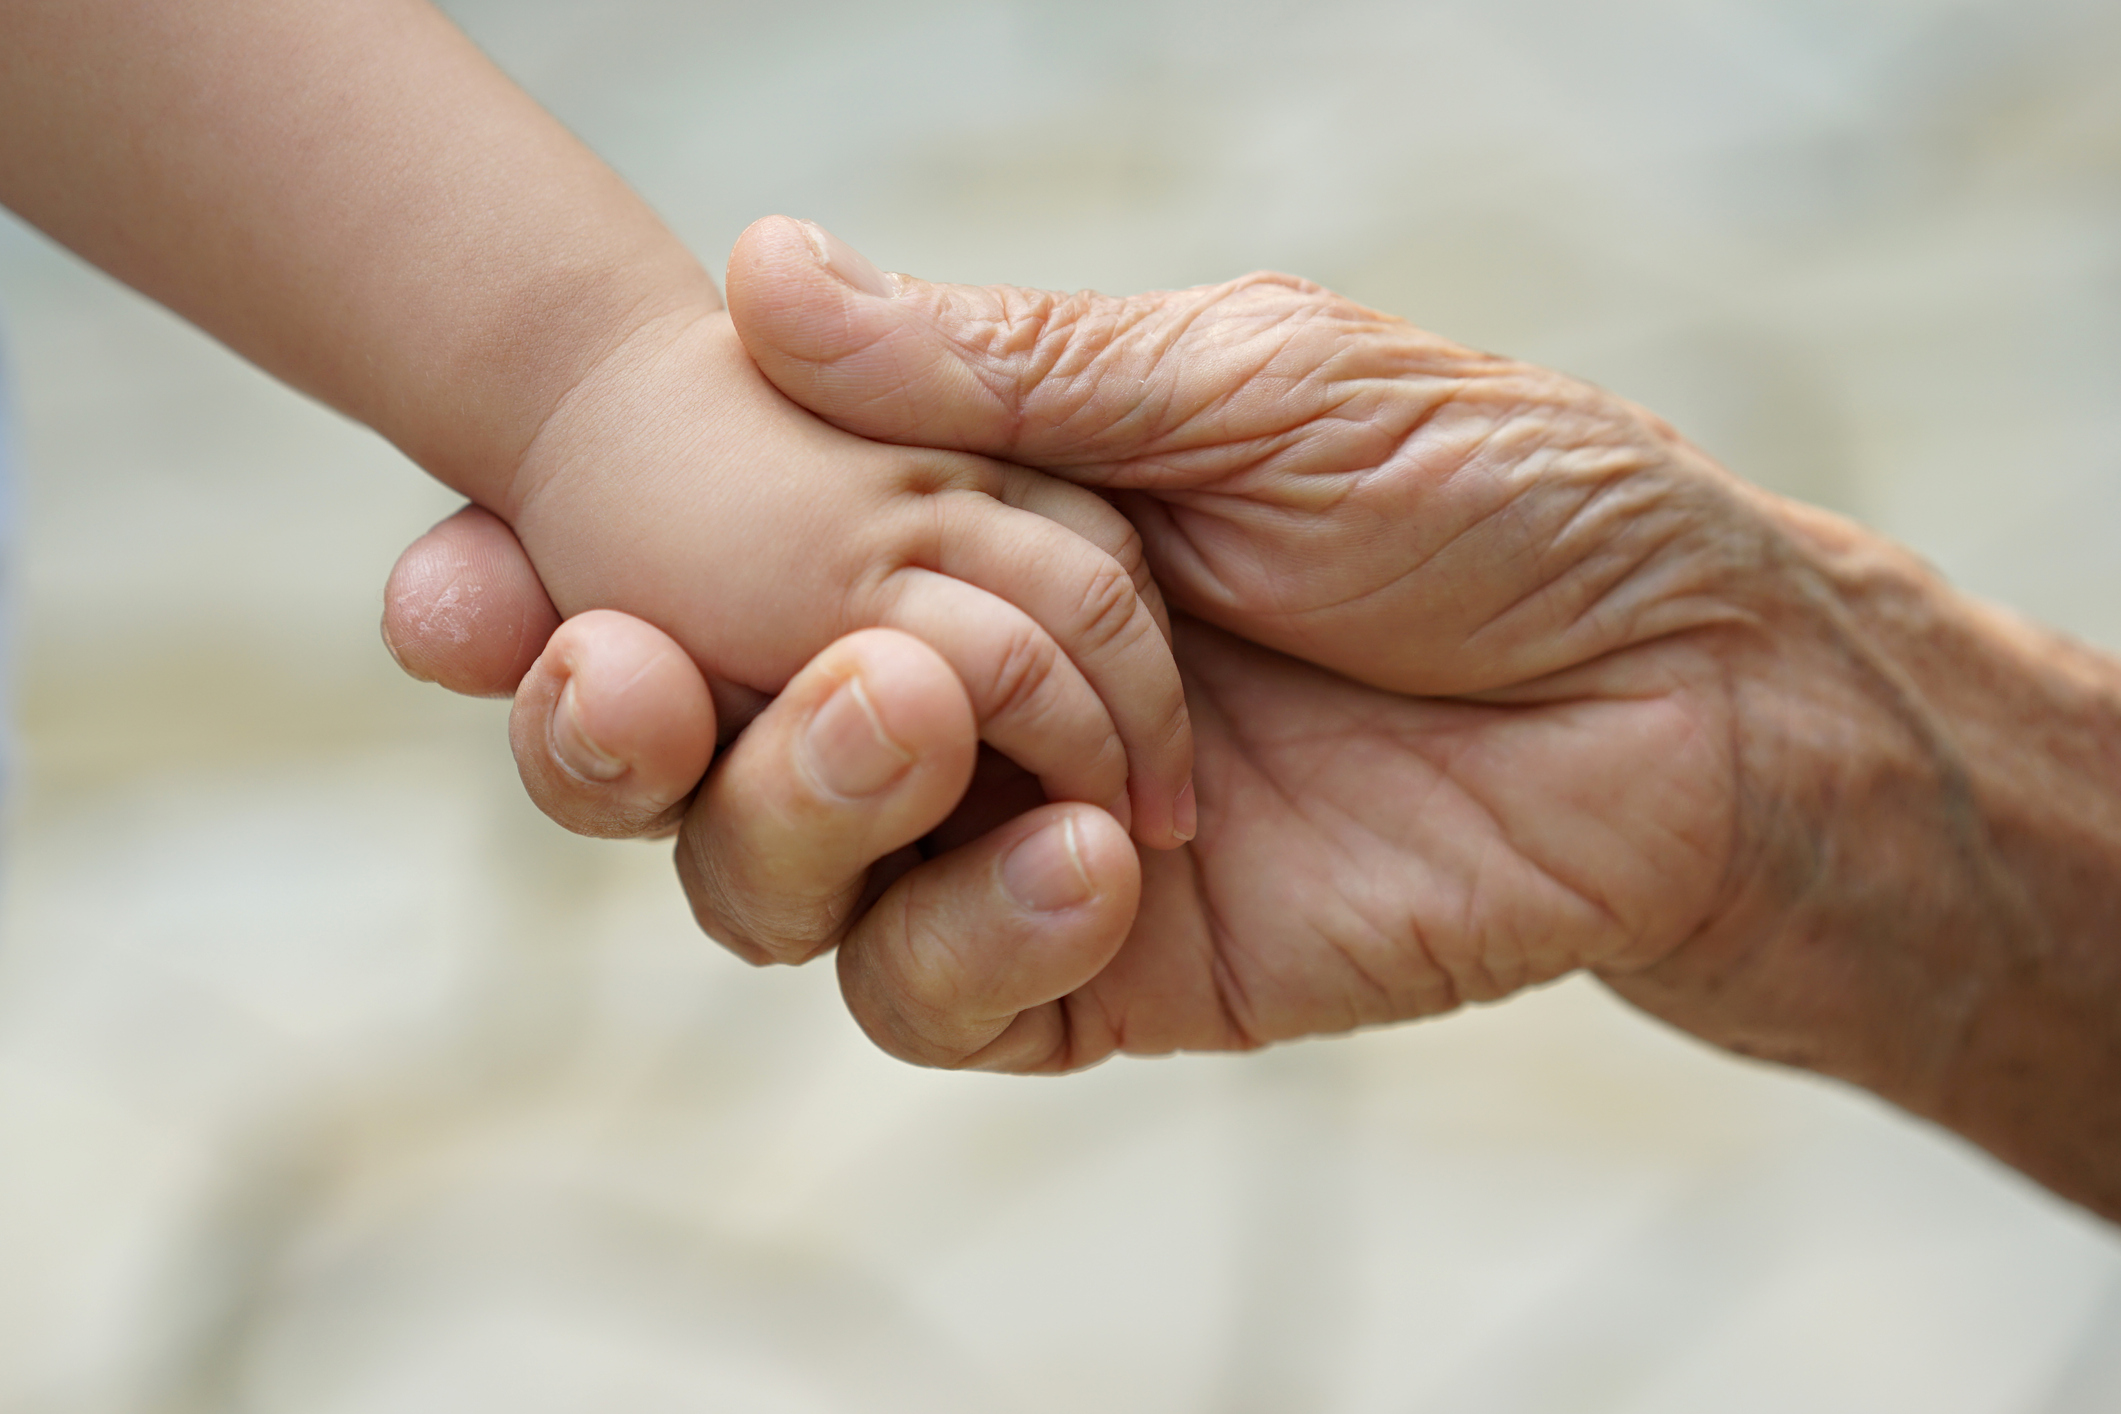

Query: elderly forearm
[0,0,717,509]
[1608,492,2121,1217]
[1887,578,2121,1212]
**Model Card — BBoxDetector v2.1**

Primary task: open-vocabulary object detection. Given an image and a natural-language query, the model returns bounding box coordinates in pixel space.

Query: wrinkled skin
[390,221,2121,1216]
[724,219,1786,1065]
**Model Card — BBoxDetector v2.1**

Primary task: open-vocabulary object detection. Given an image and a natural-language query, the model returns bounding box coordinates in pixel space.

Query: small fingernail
[802,675,915,798]
[551,677,628,783]
[1173,781,1198,843]
[797,219,899,299]
[1000,817,1095,913]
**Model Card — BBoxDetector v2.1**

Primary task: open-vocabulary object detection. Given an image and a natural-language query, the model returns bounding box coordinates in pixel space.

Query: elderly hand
[389,221,2121,1216]
[390,217,1757,1057]
[726,219,1763,1026]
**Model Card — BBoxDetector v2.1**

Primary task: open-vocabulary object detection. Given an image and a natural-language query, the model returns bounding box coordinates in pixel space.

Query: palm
[1058,617,1735,1060]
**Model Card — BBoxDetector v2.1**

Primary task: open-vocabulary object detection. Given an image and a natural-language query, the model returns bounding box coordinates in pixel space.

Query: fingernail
[1173,781,1198,843]
[802,675,915,798]
[551,677,628,783]
[1000,817,1095,913]
[797,219,899,299]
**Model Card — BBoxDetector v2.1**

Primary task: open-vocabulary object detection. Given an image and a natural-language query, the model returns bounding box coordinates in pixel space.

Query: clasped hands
[381,216,1950,1095]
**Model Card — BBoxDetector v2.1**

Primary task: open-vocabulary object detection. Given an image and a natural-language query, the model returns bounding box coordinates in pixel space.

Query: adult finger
[677,628,980,967]
[727,216,1283,466]
[509,609,716,839]
[835,802,1141,1073]
[382,503,560,697]
[726,215,1483,483]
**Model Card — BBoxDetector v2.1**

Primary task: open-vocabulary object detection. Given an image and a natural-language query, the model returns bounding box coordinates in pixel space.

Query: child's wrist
[390,245,723,520]
[497,297,726,528]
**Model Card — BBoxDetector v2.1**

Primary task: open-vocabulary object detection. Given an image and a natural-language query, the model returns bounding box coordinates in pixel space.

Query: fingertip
[1106,788,1136,839]
[1172,780,1198,844]
[1122,776,1194,855]
[813,628,980,800]
[1121,749,1202,855]
[731,214,899,297]
[998,811,1098,914]
[511,610,715,839]
[728,213,814,279]
[1122,695,1197,853]
[1126,753,1199,852]
[725,215,865,362]
[727,218,1014,450]
[794,218,900,299]
[989,804,1139,945]
[550,674,629,783]
[383,504,559,697]
[1045,803,1141,917]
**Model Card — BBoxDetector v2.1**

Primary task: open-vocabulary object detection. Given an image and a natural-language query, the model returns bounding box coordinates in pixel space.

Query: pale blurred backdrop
[4,0,2121,1409]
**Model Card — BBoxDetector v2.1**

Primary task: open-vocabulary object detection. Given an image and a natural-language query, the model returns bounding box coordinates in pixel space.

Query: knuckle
[854,894,983,1069]
[980,626,1064,723]
[939,287,1068,423]
[895,923,974,1035]
[1074,510,1164,632]
[675,830,844,967]
[1069,557,1143,659]
[976,287,1114,437]
[1220,272,1337,327]
[563,796,688,843]
[1147,671,1193,755]
[706,891,841,967]
[1024,295,1085,374]
[899,452,1002,502]
[1106,516,1151,593]
[979,285,1065,364]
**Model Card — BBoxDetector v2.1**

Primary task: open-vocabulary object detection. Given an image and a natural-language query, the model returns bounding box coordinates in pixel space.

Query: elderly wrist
[1744,501,2039,1095]
[1884,590,2121,1210]
[1611,488,2121,1213]
[1605,505,2001,1092]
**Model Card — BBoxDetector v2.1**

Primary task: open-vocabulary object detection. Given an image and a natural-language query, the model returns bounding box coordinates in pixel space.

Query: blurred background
[4,0,2121,1408]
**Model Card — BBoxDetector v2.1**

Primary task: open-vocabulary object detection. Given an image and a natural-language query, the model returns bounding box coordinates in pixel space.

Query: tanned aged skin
[392,218,2121,1221]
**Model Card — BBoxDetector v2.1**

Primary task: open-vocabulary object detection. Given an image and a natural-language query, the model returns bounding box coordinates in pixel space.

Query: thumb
[726,215,1237,473]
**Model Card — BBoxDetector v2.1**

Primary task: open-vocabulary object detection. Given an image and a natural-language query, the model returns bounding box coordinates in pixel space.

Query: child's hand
[0,0,1190,843]
[502,304,1195,848]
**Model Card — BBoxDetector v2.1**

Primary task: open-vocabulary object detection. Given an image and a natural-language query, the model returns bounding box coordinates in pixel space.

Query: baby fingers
[876,568,1142,835]
[915,488,1195,848]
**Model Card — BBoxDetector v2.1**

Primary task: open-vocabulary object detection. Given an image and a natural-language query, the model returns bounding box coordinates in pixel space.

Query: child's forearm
[1,8,1201,848]
[0,0,718,509]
